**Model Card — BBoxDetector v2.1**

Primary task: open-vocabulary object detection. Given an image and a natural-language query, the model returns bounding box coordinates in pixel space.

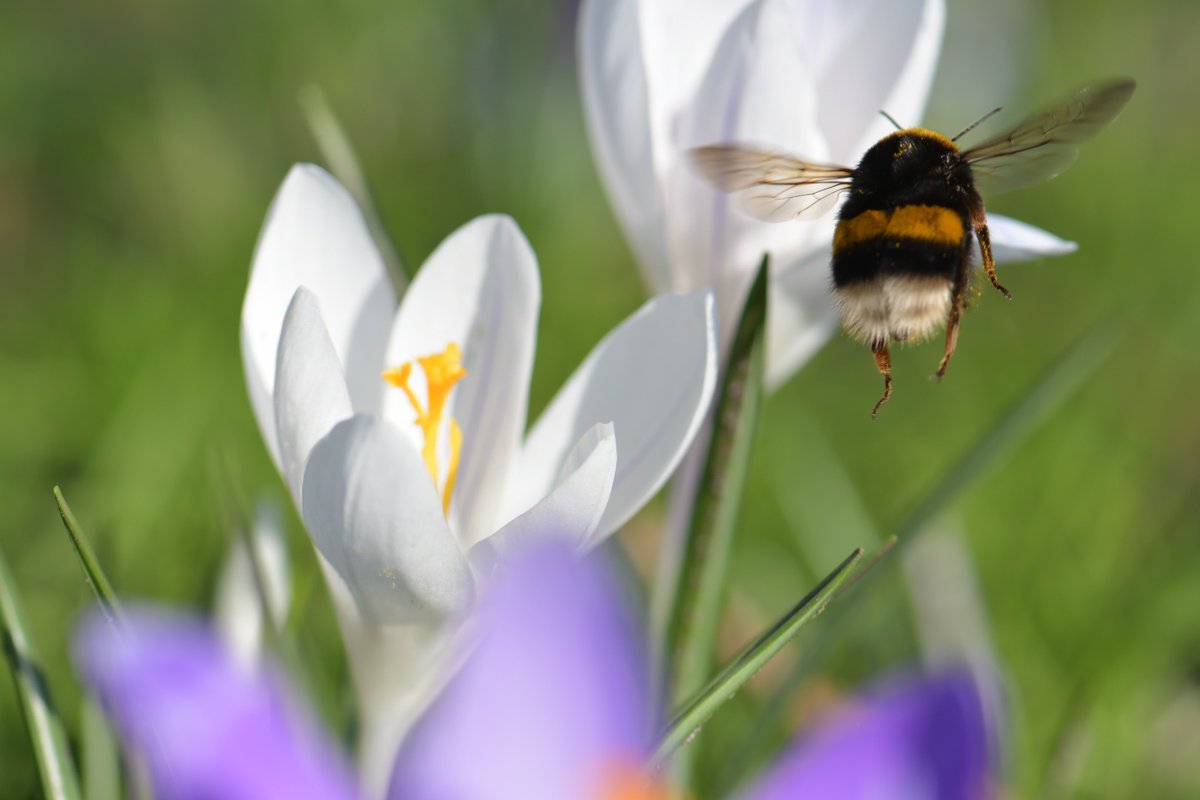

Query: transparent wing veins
[689,144,853,222]
[962,78,1135,194]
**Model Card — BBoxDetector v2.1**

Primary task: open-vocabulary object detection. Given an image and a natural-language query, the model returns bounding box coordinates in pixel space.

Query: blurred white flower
[213,501,291,669]
[241,165,717,794]
[580,0,1076,387]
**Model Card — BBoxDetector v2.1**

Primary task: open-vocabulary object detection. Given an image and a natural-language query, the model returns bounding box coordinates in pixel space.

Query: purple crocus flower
[740,671,994,800]
[73,611,361,800]
[75,542,995,800]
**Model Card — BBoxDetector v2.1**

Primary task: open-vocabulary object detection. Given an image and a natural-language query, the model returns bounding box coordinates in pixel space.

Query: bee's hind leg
[972,203,1010,299]
[936,251,972,379]
[871,339,893,418]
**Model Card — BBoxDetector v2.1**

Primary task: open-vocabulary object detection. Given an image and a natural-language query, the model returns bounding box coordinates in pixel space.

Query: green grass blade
[81,698,120,800]
[53,487,124,626]
[658,257,768,785]
[654,545,870,767]
[664,257,768,692]
[0,545,84,800]
[298,85,408,290]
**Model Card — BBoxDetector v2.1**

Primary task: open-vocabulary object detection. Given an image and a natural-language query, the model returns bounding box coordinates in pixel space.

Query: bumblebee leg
[936,267,969,379]
[870,340,893,418]
[972,214,1011,299]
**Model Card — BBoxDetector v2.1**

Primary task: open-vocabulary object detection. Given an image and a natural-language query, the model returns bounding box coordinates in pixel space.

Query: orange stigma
[595,762,678,800]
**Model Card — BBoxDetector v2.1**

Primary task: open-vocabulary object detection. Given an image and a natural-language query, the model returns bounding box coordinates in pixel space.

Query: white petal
[212,502,290,669]
[315,559,459,800]
[679,0,827,157]
[637,0,759,164]
[273,288,353,502]
[869,0,945,157]
[766,246,841,390]
[578,0,672,293]
[985,213,1078,263]
[382,215,540,548]
[475,423,617,568]
[789,0,946,165]
[242,165,397,465]
[513,290,718,538]
[301,415,473,625]
[670,0,832,339]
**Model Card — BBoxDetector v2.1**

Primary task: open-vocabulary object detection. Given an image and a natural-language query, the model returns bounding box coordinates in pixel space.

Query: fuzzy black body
[831,129,981,347]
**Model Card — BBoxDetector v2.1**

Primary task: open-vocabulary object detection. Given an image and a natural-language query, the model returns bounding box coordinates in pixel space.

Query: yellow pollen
[382,342,467,516]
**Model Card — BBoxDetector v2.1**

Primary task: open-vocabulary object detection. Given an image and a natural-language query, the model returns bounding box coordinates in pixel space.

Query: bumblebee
[691,78,1135,415]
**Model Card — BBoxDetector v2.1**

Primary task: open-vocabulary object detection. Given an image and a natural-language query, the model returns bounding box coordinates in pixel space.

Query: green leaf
[298,85,408,290]
[0,545,83,800]
[53,487,124,626]
[654,544,876,767]
[658,256,768,783]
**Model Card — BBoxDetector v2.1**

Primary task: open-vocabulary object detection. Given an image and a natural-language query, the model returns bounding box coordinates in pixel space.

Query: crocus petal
[274,288,354,501]
[389,542,654,800]
[986,213,1078,263]
[864,0,945,161]
[318,563,460,800]
[475,423,617,567]
[382,215,538,549]
[739,670,994,800]
[671,0,831,335]
[678,0,827,158]
[75,609,360,800]
[512,290,718,539]
[300,415,473,624]
[578,0,671,293]
[636,0,759,170]
[242,164,396,464]
[213,502,291,669]
[793,0,945,165]
[766,245,841,390]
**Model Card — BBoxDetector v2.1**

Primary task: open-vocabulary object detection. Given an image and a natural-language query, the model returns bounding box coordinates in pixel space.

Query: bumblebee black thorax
[832,128,974,289]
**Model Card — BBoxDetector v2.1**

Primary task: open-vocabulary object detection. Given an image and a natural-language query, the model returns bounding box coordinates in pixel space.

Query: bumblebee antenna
[952,106,1003,142]
[879,109,903,131]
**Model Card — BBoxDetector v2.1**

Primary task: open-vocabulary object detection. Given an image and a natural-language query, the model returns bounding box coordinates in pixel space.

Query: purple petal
[74,608,361,800]
[741,670,995,800]
[388,541,655,800]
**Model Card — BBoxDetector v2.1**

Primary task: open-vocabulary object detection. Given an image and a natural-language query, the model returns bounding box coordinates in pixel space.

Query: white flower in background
[580,0,1076,387]
[241,165,717,795]
[213,501,291,669]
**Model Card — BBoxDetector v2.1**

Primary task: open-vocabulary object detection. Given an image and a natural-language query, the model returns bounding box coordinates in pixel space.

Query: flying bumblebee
[691,78,1135,416]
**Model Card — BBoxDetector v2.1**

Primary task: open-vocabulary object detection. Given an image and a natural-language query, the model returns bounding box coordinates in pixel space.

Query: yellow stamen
[381,343,467,515]
[443,419,462,517]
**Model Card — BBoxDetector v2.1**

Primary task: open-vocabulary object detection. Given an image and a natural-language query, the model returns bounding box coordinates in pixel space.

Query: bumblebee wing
[689,144,854,222]
[962,78,1135,194]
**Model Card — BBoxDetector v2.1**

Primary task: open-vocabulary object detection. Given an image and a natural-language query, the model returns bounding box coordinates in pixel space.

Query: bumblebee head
[855,128,962,195]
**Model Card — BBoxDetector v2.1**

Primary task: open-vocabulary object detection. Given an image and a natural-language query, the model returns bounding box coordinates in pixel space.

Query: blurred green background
[2,0,1197,796]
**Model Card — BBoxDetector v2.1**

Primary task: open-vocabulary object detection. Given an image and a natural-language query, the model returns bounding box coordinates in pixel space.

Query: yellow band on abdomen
[834,204,965,254]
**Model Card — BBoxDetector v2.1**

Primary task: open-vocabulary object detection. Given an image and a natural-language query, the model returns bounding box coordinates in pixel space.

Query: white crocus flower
[241,165,717,795]
[580,0,1077,387]
[213,502,291,670]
